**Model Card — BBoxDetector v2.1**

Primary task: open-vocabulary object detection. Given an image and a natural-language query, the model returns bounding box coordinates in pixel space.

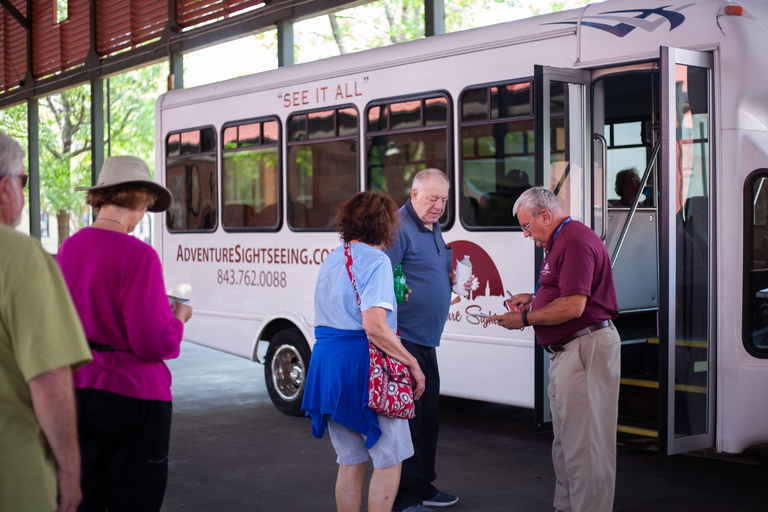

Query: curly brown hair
[336,191,399,247]
[86,184,158,213]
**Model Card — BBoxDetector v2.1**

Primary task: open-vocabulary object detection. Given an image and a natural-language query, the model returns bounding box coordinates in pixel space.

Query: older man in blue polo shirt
[385,168,468,512]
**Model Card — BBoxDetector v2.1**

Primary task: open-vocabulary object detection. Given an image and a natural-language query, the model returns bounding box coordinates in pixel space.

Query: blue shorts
[327,415,413,468]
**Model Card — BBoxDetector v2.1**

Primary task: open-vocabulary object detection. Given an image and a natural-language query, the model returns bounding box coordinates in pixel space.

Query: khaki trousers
[548,322,621,512]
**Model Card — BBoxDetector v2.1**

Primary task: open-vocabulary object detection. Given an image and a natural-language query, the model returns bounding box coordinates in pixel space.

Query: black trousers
[76,389,172,512]
[393,340,441,511]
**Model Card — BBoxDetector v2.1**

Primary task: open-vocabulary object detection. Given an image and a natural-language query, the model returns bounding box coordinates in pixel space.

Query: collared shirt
[531,218,619,346]
[384,199,452,347]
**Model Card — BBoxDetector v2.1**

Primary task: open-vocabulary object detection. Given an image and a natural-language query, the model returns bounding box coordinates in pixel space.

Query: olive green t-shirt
[0,224,91,512]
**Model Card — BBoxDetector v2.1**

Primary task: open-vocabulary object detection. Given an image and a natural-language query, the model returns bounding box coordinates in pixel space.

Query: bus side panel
[720,130,768,453]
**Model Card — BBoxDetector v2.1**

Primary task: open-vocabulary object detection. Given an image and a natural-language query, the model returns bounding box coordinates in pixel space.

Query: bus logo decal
[544,4,693,37]
[449,240,505,300]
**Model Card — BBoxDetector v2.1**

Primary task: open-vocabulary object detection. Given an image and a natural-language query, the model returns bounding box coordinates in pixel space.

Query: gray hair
[413,168,449,189]
[0,131,25,178]
[513,186,563,217]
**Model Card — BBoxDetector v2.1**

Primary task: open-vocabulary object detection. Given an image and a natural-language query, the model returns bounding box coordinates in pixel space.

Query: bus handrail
[593,133,608,240]
[610,136,661,269]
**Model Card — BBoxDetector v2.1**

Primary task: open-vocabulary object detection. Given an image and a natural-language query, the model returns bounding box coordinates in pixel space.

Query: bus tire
[265,328,311,417]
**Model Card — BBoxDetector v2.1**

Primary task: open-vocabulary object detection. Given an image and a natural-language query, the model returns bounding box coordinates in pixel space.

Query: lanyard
[534,217,572,296]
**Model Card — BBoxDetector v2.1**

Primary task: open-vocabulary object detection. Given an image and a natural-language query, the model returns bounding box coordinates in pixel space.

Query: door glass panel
[673,63,710,437]
[549,81,586,223]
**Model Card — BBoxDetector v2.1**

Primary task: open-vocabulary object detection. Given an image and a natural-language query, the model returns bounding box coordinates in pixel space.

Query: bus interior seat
[684,196,708,259]
[481,169,530,226]
[677,196,709,341]
[762,236,768,269]
[290,200,309,229]
[257,203,279,227]
[223,203,257,228]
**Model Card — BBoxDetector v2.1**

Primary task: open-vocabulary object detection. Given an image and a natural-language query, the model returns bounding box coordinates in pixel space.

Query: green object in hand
[394,264,407,303]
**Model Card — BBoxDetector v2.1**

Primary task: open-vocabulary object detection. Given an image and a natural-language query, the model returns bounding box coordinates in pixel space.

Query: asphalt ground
[162,342,768,511]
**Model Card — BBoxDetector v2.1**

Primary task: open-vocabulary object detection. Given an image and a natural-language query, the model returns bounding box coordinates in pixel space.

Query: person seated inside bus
[480,168,531,226]
[610,168,652,208]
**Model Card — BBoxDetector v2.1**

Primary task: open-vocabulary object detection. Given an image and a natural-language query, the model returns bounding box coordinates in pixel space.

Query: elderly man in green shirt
[0,131,91,512]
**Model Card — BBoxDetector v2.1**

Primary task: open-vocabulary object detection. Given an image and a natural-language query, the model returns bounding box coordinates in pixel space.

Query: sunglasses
[18,173,28,189]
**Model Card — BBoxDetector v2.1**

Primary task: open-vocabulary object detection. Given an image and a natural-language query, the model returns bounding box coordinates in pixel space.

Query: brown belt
[543,320,613,354]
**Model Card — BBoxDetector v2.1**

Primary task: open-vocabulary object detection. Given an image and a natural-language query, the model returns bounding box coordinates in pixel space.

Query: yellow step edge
[616,425,686,439]
[620,377,707,394]
[646,337,708,349]
[617,424,659,438]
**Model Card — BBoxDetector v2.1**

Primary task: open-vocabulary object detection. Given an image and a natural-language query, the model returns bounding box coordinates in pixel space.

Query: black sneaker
[423,490,459,507]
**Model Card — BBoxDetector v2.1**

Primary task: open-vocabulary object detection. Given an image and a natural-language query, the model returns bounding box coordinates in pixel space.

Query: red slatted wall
[2,0,27,93]
[0,0,266,93]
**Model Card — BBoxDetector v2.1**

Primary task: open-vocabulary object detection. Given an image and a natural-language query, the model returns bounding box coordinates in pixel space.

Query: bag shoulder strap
[343,243,362,311]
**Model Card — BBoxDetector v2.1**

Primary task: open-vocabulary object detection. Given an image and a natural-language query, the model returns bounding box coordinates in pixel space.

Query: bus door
[590,50,715,455]
[591,64,664,443]
[659,47,715,455]
[533,65,591,434]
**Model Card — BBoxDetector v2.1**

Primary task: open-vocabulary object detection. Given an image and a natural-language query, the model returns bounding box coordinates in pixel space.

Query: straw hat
[75,156,173,212]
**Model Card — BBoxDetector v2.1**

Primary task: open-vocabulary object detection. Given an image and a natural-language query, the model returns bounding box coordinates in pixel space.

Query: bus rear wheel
[265,328,311,416]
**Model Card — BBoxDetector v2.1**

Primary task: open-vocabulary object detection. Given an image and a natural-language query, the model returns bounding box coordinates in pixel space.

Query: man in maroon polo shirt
[490,186,620,512]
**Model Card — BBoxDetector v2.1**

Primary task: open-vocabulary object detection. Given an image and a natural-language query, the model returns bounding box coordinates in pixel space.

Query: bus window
[166,127,218,232]
[287,107,359,230]
[459,81,533,228]
[221,119,280,231]
[745,171,768,356]
[365,94,452,221]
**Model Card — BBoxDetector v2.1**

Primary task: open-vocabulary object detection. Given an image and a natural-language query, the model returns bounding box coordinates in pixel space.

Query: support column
[277,19,294,67]
[27,98,40,240]
[425,0,445,37]
[170,53,184,90]
[90,78,104,186]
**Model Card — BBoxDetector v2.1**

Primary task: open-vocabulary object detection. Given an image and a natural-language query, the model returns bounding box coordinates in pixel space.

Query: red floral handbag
[344,244,416,420]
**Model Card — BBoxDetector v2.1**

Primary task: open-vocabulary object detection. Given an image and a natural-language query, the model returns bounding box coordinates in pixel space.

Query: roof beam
[0,0,366,109]
[0,0,29,30]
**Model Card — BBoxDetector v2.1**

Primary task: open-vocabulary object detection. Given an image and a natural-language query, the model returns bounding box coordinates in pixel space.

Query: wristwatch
[522,310,531,327]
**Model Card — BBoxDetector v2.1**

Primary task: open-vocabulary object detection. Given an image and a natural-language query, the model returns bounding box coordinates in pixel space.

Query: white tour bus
[154,0,768,455]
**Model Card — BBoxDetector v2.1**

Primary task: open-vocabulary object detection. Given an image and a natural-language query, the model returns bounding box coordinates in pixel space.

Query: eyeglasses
[2,173,27,189]
[425,195,448,206]
[521,210,542,233]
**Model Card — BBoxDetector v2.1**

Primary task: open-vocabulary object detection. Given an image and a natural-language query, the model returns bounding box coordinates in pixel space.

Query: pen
[506,290,515,300]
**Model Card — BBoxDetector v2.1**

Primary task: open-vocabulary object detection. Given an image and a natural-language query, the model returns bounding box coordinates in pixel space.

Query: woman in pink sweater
[57,156,192,512]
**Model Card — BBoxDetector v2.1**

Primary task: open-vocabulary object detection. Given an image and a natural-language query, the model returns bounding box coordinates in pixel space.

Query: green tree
[0,63,164,247]
[40,84,92,245]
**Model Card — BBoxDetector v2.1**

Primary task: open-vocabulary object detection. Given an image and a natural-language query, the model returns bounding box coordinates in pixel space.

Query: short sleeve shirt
[531,219,619,346]
[384,200,453,347]
[0,224,91,512]
[314,243,398,332]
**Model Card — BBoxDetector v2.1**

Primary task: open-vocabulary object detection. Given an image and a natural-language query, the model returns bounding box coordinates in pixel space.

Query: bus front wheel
[265,328,311,416]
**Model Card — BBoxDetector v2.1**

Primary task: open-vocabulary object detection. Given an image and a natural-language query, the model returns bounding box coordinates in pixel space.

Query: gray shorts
[327,415,414,469]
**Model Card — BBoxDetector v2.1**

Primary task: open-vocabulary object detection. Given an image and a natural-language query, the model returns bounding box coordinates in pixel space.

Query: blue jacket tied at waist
[301,327,381,448]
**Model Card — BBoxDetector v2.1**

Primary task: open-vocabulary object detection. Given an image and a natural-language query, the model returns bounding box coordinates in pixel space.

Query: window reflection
[746,173,768,354]
[460,81,533,228]
[222,118,280,230]
[166,127,218,231]
[366,94,451,218]
[287,107,359,230]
